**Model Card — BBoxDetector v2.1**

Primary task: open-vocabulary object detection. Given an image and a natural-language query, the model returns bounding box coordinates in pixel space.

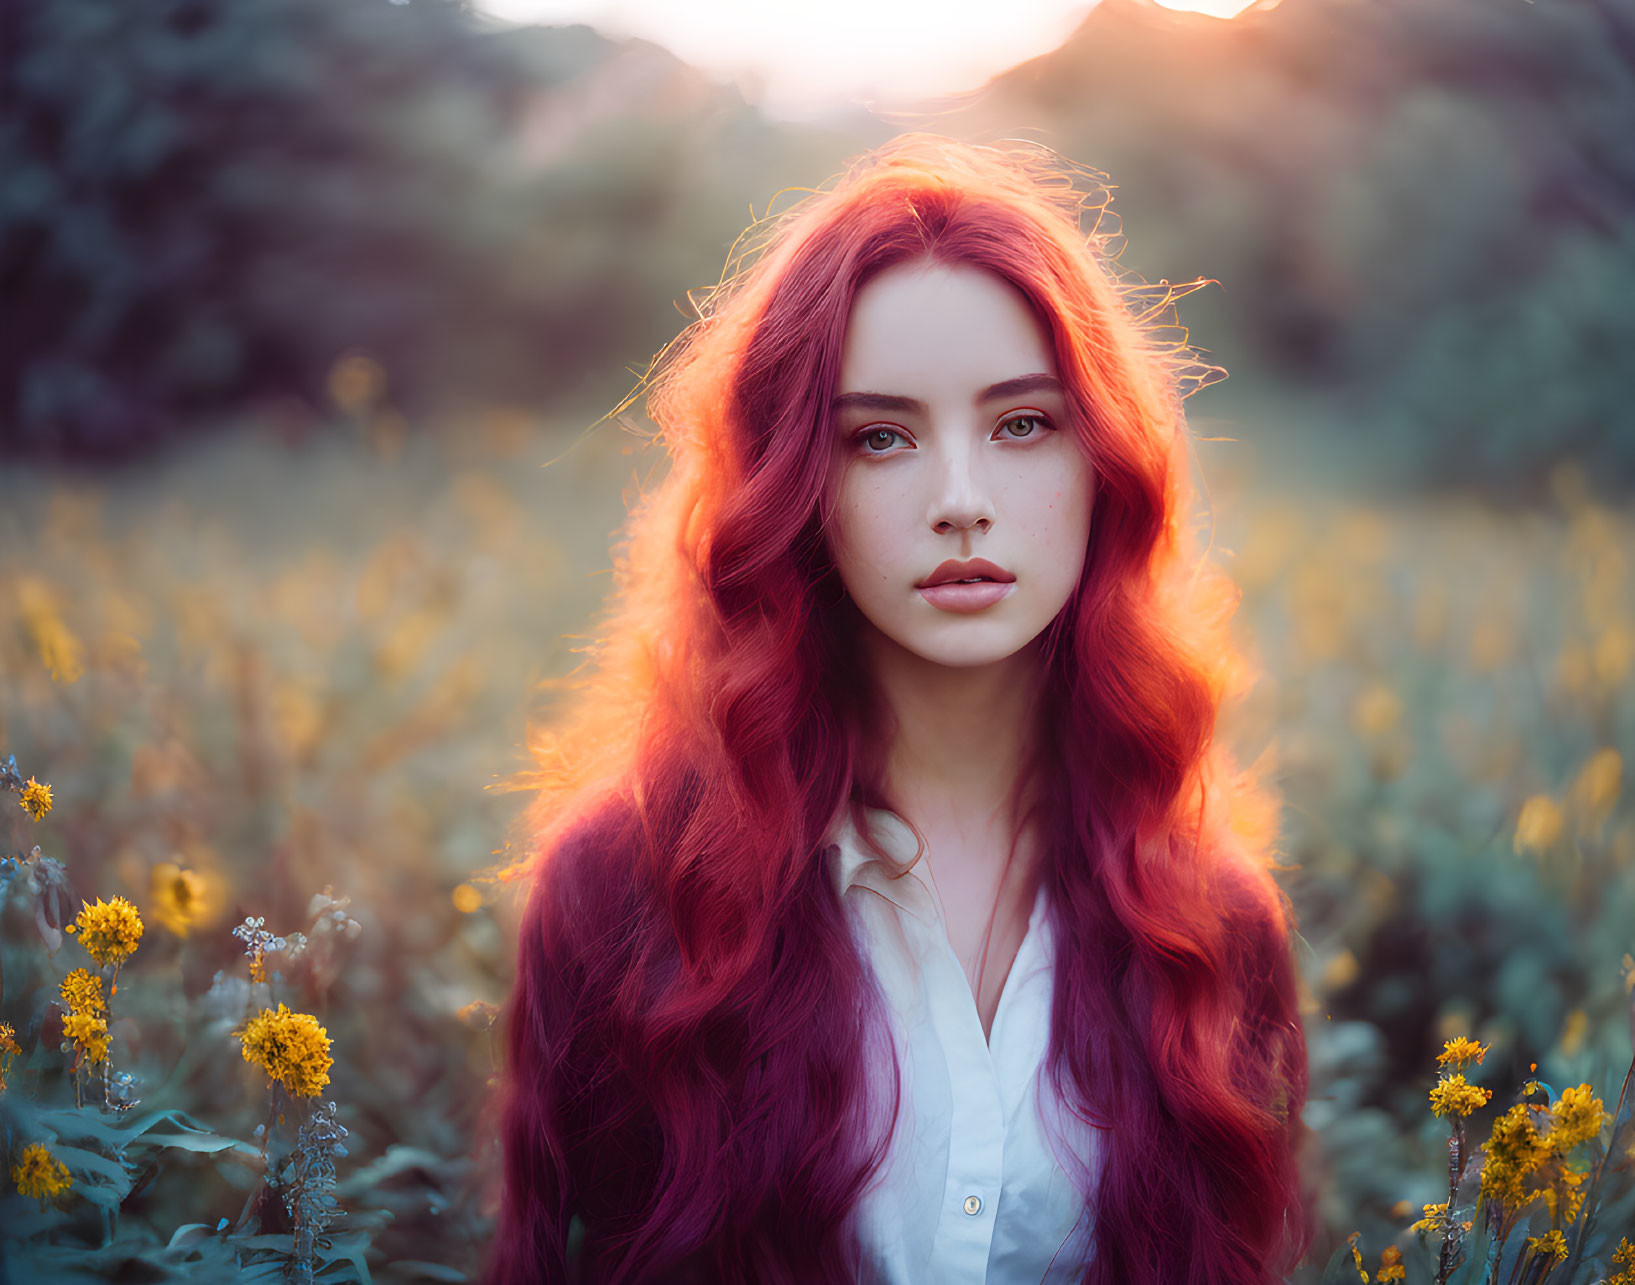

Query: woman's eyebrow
[831,373,1063,416]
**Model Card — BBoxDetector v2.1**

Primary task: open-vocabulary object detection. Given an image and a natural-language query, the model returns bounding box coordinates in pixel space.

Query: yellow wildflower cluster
[19,777,52,821]
[60,968,106,1017]
[1408,1201,1471,1237]
[1437,1036,1489,1068]
[237,1004,333,1098]
[1479,1084,1607,1221]
[1429,1073,1493,1118]
[1550,1083,1608,1151]
[1482,1103,1555,1209]
[151,861,216,939]
[60,1011,109,1066]
[1606,1239,1635,1285]
[17,576,84,683]
[0,1021,20,1093]
[11,1142,71,1201]
[57,966,110,1068]
[1427,1034,1493,1119]
[1514,795,1564,854]
[65,896,144,970]
[1568,746,1622,834]
[1526,1229,1569,1263]
[1541,1164,1587,1226]
[1340,1233,1406,1283]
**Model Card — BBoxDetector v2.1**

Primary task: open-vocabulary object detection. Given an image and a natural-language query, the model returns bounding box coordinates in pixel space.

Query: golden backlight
[478,0,1284,117]
[1154,0,1280,15]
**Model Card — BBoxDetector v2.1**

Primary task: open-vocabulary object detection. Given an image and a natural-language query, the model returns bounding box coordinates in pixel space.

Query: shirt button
[963,1195,982,1216]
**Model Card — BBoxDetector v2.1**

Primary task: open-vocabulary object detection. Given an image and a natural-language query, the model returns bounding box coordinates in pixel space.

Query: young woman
[484,134,1313,1285]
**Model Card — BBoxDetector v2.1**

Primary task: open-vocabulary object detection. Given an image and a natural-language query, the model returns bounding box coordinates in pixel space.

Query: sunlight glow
[1153,0,1279,16]
[475,0,1098,119]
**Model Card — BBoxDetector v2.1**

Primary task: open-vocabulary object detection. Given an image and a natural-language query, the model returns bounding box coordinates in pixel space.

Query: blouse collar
[824,804,940,925]
[824,804,1055,942]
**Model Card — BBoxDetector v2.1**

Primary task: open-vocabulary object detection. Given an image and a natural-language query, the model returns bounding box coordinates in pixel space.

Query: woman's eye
[996,414,1049,440]
[858,427,908,453]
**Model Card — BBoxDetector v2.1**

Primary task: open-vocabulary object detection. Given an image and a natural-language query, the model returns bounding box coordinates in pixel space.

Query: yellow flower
[1611,1240,1635,1285]
[150,862,211,938]
[65,896,144,969]
[1346,1232,1369,1282]
[456,999,498,1028]
[236,1004,333,1098]
[60,1011,109,1065]
[59,968,106,1017]
[1549,1083,1607,1151]
[11,1142,71,1201]
[1436,1036,1489,1069]
[1513,795,1564,855]
[18,576,85,684]
[1481,1103,1554,1212]
[19,777,52,821]
[1409,1202,1449,1234]
[1569,747,1622,833]
[1526,1229,1568,1263]
[1429,1073,1493,1118]
[1376,1245,1405,1281]
[1541,1164,1587,1225]
[0,1021,20,1094]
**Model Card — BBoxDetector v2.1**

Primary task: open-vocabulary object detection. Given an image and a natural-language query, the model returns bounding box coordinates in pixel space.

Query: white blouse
[825,806,1100,1285]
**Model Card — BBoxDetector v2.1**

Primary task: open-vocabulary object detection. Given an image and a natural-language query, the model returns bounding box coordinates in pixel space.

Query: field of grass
[1,401,1630,1282]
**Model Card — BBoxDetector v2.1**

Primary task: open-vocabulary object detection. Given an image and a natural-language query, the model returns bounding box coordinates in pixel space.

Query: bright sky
[475,0,1106,118]
[476,1,1275,118]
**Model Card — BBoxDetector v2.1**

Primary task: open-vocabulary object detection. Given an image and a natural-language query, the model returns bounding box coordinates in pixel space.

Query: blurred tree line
[969,0,1635,495]
[0,0,869,460]
[2,0,1631,492]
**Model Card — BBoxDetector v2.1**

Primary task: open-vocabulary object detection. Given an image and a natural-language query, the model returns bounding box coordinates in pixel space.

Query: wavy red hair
[480,134,1314,1284]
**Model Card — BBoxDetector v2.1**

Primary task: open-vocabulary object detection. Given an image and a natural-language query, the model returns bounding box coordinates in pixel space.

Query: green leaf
[51,1143,134,1191]
[232,1262,294,1284]
[333,1143,443,1198]
[140,1130,257,1157]
[315,1228,375,1284]
[74,1181,126,1212]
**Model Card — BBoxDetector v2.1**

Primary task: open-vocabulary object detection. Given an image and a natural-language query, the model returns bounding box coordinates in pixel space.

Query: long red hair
[482,134,1314,1284]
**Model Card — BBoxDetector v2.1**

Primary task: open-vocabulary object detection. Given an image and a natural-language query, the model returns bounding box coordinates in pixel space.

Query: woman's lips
[917,581,1016,612]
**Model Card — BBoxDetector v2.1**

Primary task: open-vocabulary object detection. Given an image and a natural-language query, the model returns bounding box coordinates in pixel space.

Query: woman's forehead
[836,260,1059,405]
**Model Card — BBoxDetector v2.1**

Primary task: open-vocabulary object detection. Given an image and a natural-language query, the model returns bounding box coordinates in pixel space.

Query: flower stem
[233,1086,284,1234]
[1437,1117,1467,1283]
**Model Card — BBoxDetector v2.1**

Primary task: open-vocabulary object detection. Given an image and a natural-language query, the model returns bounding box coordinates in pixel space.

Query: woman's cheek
[842,485,900,581]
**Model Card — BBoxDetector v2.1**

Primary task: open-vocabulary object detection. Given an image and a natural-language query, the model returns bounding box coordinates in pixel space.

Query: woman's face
[823,258,1094,670]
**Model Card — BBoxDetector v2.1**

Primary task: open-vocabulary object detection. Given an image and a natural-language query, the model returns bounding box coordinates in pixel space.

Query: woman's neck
[861,623,1045,834]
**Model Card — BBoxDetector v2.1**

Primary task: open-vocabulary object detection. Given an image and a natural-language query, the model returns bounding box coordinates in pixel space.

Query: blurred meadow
[2,0,1633,1281]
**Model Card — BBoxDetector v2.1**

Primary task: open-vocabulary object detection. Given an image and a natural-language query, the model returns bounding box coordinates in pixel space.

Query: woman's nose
[928,441,995,535]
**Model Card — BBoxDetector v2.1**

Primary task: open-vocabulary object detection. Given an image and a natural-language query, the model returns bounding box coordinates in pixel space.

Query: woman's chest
[844,886,1097,1284]
[939,898,1034,1044]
